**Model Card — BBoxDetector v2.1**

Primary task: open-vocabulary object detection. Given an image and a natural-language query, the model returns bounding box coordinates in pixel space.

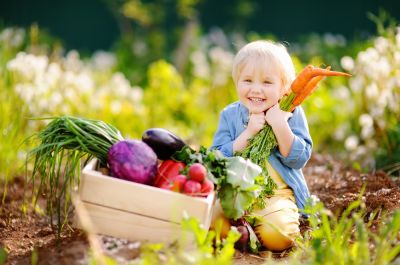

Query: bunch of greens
[27,116,123,233]
[173,146,262,220]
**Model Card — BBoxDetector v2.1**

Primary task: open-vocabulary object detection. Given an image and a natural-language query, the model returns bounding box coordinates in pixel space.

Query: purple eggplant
[142,128,186,160]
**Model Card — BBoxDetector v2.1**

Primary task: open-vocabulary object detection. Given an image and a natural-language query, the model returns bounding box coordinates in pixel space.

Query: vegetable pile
[27,121,222,232]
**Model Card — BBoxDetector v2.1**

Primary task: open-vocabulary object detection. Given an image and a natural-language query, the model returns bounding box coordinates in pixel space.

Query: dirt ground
[1,153,400,265]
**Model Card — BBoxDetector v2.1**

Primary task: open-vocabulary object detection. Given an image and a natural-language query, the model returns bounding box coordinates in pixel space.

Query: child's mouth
[249,97,266,104]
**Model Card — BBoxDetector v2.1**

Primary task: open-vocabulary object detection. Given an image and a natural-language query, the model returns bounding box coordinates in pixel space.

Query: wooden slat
[80,159,215,227]
[76,202,186,243]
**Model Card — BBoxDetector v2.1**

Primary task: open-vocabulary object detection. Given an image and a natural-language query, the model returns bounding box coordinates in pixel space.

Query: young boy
[211,40,312,251]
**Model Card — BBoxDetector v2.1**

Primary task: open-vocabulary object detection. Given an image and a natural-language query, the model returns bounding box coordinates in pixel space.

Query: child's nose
[251,83,263,92]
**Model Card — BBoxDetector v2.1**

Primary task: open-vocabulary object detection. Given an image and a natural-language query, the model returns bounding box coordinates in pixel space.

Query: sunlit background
[0,0,400,180]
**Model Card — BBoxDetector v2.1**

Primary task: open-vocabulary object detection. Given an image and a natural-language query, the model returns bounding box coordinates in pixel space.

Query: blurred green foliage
[0,11,399,181]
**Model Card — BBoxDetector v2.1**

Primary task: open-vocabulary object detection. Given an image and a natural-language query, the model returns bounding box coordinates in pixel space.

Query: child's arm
[265,104,294,157]
[269,106,312,169]
[233,112,265,153]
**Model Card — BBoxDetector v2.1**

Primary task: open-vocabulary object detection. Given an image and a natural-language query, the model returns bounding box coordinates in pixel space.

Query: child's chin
[248,104,268,113]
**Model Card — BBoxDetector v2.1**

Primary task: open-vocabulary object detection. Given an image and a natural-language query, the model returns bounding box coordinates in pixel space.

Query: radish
[188,163,207,183]
[171,174,187,192]
[200,179,214,195]
[235,225,249,251]
[183,180,201,195]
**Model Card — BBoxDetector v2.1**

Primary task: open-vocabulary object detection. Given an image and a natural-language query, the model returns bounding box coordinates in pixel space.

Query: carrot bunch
[239,65,351,200]
[280,65,351,112]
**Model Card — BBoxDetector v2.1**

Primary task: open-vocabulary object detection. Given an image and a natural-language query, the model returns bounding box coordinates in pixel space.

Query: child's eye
[244,79,252,83]
[264,80,272,84]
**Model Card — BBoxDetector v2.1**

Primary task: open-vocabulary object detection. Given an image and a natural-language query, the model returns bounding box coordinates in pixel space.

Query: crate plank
[77,202,184,243]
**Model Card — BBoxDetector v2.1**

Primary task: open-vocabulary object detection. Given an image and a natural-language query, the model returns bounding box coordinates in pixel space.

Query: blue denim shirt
[211,101,312,211]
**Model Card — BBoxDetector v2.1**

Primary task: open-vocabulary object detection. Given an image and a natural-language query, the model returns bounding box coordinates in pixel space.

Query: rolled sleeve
[275,107,312,169]
[276,136,312,169]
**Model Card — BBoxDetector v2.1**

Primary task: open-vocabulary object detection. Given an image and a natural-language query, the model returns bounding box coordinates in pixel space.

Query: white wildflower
[45,62,62,87]
[365,83,379,99]
[359,114,373,128]
[110,72,132,97]
[376,57,391,78]
[345,135,359,151]
[49,92,63,108]
[358,48,379,67]
[340,56,354,71]
[361,126,374,140]
[0,28,25,48]
[334,86,350,100]
[191,50,210,79]
[374,36,390,53]
[91,51,116,71]
[75,71,94,93]
[349,76,364,93]
[334,124,348,140]
[370,106,384,119]
[323,33,337,46]
[64,88,76,101]
[395,51,400,65]
[209,46,234,70]
[64,50,83,72]
[130,87,143,102]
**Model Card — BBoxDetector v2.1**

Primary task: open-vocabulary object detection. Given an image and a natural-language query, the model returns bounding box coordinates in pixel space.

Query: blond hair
[232,40,295,92]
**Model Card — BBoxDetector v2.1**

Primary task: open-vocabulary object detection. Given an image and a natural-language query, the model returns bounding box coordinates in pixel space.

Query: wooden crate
[76,159,216,243]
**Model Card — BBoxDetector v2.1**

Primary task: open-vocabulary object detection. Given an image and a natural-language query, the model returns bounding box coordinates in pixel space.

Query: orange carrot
[291,66,331,107]
[290,65,351,94]
[291,75,325,107]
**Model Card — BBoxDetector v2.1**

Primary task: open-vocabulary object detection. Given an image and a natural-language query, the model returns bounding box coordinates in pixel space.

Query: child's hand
[265,104,293,128]
[246,113,266,136]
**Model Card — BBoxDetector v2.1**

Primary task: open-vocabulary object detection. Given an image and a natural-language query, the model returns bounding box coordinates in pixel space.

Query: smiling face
[236,57,284,114]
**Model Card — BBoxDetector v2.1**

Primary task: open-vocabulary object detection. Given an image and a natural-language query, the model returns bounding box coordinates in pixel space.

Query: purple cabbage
[108,140,158,185]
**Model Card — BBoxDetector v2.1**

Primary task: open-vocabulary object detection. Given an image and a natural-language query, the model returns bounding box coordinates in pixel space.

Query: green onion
[26,116,124,235]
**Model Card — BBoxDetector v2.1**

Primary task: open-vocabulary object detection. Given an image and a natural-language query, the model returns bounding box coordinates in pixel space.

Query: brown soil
[1,154,400,264]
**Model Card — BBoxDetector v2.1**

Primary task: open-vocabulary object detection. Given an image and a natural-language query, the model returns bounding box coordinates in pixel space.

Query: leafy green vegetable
[219,157,262,220]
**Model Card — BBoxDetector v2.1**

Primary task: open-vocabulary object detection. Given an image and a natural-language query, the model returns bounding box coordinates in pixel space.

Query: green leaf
[247,224,261,253]
[225,156,262,189]
[219,185,256,220]
[0,247,7,265]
